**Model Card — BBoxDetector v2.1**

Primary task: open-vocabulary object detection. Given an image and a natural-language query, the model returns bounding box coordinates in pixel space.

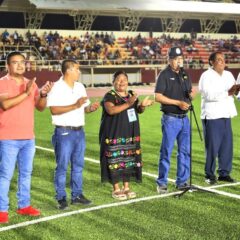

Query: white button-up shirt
[236,72,240,100]
[47,77,90,126]
[199,68,237,119]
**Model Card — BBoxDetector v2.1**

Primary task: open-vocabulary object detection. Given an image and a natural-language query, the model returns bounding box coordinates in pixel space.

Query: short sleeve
[47,84,59,107]
[155,71,167,94]
[102,91,116,104]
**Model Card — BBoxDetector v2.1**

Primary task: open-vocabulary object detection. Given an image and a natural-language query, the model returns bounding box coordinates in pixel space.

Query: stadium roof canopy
[1,0,240,33]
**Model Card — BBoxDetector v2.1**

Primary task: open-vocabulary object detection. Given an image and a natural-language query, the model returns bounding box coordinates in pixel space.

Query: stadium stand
[1,29,239,69]
[0,0,239,85]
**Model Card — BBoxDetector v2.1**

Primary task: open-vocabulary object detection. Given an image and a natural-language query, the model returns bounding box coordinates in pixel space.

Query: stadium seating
[0,29,239,70]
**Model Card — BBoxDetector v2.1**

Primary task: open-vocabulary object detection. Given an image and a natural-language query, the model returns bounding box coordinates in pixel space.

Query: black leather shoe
[205,175,217,185]
[205,178,217,185]
[218,175,235,183]
[58,197,68,210]
[71,194,92,205]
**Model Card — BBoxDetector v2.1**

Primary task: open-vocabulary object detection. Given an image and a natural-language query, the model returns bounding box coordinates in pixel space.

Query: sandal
[112,190,127,201]
[123,188,136,199]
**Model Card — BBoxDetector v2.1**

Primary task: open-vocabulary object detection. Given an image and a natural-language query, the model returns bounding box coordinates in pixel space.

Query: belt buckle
[165,113,186,118]
[56,125,82,130]
[69,126,82,130]
[176,114,185,118]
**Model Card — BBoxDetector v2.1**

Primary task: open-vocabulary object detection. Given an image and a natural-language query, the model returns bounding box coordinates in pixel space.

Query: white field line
[207,181,240,189]
[191,185,240,199]
[36,146,240,189]
[36,146,240,199]
[0,191,181,232]
[36,146,175,182]
[1,145,240,232]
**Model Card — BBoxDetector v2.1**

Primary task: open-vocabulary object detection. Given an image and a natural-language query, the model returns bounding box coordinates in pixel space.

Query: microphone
[178,63,188,81]
[178,63,191,100]
[178,63,184,71]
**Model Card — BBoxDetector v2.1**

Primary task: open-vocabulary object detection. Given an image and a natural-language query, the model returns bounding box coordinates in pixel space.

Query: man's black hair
[6,51,25,65]
[208,51,222,66]
[61,59,78,74]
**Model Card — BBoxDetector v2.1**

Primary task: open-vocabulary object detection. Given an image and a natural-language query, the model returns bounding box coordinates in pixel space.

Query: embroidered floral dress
[99,90,142,184]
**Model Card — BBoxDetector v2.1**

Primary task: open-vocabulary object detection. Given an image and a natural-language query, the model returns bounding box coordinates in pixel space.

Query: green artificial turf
[1,93,240,240]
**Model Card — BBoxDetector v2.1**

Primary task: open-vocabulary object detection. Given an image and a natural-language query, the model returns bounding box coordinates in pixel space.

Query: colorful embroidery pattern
[105,148,141,158]
[109,161,143,170]
[100,89,142,183]
[105,135,141,171]
[105,136,140,145]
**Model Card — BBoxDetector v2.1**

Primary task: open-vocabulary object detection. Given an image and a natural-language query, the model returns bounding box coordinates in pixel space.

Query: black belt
[164,113,187,119]
[55,125,82,130]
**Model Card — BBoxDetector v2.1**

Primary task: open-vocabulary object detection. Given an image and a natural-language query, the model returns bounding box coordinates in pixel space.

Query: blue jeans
[156,114,190,187]
[52,127,86,201]
[0,139,35,211]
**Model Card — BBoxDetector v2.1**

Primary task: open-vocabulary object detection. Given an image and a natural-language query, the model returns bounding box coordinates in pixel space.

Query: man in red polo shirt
[0,51,53,224]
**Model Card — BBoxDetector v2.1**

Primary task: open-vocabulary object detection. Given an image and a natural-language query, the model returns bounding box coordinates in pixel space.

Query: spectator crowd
[0,29,239,69]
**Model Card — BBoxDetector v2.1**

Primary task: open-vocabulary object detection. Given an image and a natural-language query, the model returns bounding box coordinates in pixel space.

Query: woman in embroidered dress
[99,70,153,200]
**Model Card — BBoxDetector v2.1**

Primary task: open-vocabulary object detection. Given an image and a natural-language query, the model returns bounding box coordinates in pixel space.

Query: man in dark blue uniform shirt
[155,46,194,193]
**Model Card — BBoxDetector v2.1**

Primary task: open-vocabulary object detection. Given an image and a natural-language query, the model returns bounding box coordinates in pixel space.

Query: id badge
[127,108,137,122]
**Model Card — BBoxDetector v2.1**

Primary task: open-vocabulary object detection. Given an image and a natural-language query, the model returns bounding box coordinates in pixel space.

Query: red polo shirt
[0,74,39,140]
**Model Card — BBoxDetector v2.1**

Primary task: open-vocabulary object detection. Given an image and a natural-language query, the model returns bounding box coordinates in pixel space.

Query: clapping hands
[25,78,36,96]
[89,101,100,112]
[127,93,138,107]
[228,84,240,96]
[140,96,154,107]
[40,81,54,96]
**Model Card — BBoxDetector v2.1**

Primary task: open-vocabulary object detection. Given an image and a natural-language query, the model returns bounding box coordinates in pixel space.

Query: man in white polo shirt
[199,51,238,185]
[47,59,99,210]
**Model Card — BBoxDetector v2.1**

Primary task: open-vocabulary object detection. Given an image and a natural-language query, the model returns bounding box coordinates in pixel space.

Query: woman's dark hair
[112,70,128,83]
[208,51,222,66]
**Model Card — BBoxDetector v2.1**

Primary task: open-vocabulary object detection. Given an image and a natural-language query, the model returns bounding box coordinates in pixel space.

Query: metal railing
[0,44,43,60]
[0,58,239,72]
[0,58,168,71]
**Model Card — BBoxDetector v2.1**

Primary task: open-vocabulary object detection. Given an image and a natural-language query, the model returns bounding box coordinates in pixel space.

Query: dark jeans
[202,118,233,178]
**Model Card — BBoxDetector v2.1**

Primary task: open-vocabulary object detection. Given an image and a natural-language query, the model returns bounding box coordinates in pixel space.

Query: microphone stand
[176,67,212,198]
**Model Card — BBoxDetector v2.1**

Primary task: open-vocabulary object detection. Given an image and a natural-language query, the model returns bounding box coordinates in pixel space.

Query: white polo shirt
[199,68,237,119]
[47,77,90,126]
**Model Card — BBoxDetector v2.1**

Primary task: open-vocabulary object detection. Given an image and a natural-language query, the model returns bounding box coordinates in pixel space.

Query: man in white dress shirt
[199,51,238,185]
[236,72,240,100]
[47,59,99,210]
